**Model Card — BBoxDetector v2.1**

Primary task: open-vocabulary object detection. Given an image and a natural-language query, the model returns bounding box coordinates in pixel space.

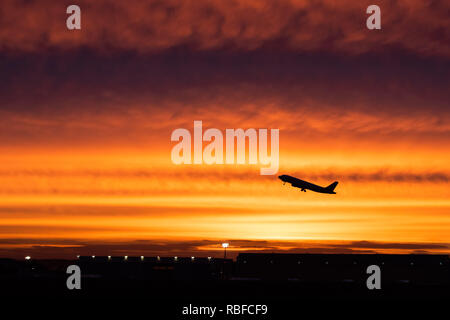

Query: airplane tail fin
[326,181,338,191]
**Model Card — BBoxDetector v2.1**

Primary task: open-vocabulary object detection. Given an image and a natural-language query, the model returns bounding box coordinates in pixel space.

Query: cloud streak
[0,238,448,259]
[1,167,450,182]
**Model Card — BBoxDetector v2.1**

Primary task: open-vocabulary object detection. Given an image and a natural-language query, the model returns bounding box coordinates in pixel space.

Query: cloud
[0,165,449,200]
[0,238,447,259]
[330,240,449,250]
[0,0,449,57]
[0,45,448,149]
[0,2,448,147]
[1,167,448,182]
[289,170,450,183]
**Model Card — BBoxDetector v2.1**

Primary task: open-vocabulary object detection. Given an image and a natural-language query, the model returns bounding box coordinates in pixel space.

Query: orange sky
[0,0,449,258]
[1,143,449,257]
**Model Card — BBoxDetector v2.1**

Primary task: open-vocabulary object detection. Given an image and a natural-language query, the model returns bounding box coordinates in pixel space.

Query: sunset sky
[0,0,449,258]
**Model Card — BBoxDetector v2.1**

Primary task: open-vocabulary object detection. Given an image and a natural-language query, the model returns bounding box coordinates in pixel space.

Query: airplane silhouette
[278,175,338,194]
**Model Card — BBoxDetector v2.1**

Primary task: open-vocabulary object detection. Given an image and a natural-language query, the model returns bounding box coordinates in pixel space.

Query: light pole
[222,242,229,259]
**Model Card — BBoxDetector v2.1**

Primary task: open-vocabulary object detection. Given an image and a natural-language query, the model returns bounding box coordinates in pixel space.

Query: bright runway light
[222,242,229,259]
[25,256,31,260]
[124,255,128,260]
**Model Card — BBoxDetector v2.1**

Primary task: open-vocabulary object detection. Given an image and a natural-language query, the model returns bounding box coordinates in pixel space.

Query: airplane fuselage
[278,175,337,194]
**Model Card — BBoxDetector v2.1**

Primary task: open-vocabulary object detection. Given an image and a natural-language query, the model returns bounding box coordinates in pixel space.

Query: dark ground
[1,253,448,317]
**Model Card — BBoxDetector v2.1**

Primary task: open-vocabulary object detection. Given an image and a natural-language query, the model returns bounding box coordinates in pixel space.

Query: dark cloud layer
[1,0,449,57]
[0,238,448,259]
[0,2,449,146]
[1,167,448,182]
[0,49,448,150]
[0,1,448,144]
[1,49,448,114]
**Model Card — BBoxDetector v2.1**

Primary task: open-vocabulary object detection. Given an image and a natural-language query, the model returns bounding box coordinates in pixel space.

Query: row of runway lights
[24,255,219,262]
[84,255,212,262]
[24,255,445,266]
[25,255,213,262]
[25,243,231,263]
